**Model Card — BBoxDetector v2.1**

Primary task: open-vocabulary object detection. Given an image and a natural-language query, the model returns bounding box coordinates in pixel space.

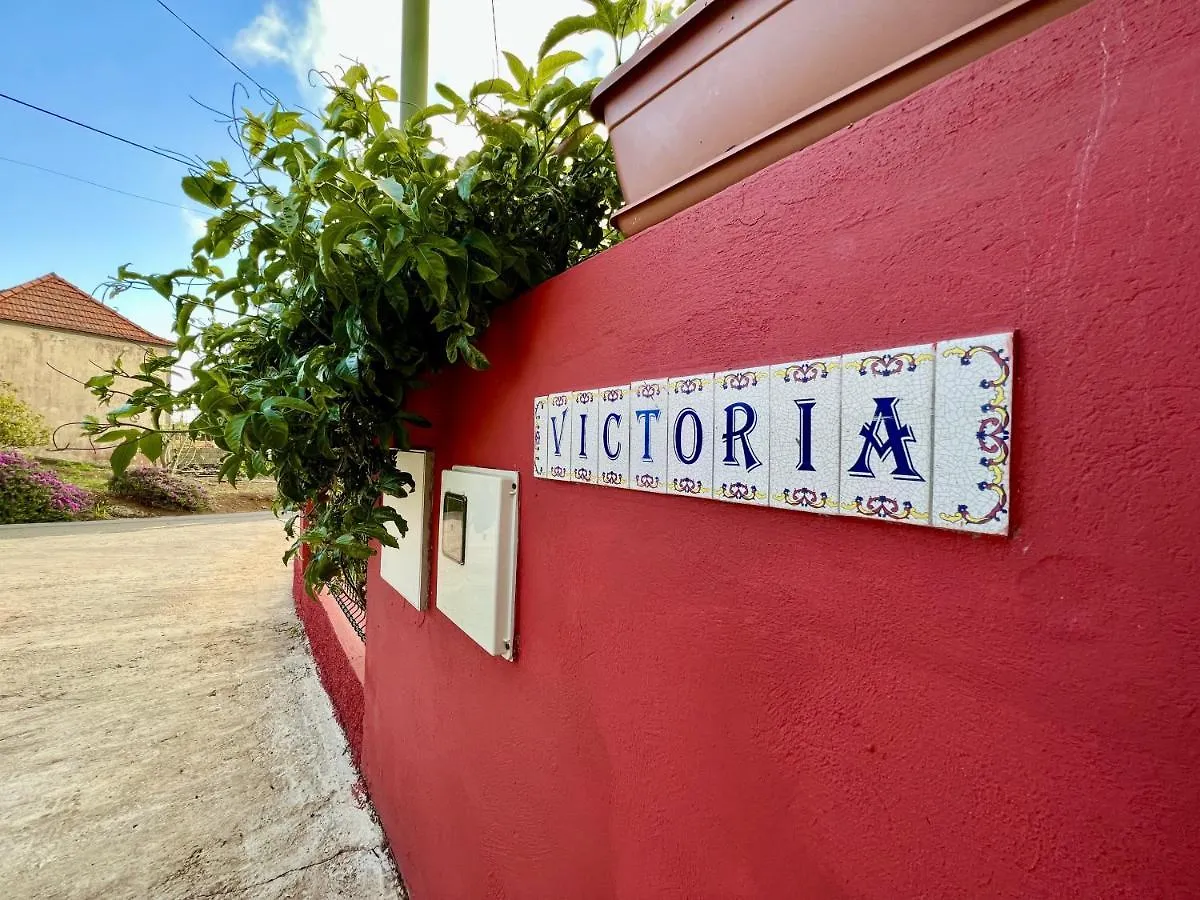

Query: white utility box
[436,466,519,660]
[379,450,433,610]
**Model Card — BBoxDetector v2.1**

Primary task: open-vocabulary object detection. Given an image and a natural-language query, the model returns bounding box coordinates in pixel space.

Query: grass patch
[34,457,113,493]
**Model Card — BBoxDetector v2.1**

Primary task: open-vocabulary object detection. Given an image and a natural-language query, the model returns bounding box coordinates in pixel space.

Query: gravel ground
[0,513,401,899]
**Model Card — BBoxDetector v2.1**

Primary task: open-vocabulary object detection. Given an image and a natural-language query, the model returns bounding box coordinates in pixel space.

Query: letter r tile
[712,366,770,505]
[839,343,934,526]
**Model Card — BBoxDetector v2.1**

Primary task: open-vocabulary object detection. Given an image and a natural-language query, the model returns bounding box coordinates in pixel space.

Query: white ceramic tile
[711,367,770,505]
[768,357,842,514]
[839,343,935,525]
[532,396,548,479]
[546,391,572,481]
[570,388,600,484]
[666,372,715,499]
[627,379,668,493]
[596,385,631,488]
[931,332,1014,535]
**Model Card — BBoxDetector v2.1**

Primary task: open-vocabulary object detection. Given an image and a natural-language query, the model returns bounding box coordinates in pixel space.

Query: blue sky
[0,0,603,341]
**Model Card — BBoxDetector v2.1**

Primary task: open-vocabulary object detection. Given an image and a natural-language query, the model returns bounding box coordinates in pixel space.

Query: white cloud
[181,209,208,242]
[233,0,612,157]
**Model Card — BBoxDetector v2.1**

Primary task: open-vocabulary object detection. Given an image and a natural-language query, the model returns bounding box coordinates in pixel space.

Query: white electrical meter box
[436,466,519,660]
[379,450,433,610]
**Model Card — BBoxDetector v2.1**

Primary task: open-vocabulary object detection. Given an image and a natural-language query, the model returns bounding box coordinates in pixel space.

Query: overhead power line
[0,154,206,214]
[0,91,194,167]
[153,0,282,104]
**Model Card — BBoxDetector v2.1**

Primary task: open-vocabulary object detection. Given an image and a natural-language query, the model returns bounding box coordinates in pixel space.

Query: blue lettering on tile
[635,408,660,461]
[674,408,703,465]
[721,402,762,471]
[847,397,924,481]
[603,412,623,460]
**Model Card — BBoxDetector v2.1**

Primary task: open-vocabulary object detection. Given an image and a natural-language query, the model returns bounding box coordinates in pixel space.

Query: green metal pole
[400,0,430,121]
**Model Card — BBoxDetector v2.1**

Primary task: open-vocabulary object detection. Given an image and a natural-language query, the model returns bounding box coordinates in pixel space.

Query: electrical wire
[0,91,194,167]
[153,0,282,105]
[0,154,205,213]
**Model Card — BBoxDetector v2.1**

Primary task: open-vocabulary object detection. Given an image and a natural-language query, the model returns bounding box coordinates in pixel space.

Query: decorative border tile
[596,385,631,488]
[667,373,714,499]
[712,367,770,505]
[769,357,842,514]
[839,344,935,526]
[532,396,548,479]
[932,333,1014,534]
[628,379,668,493]
[546,391,572,481]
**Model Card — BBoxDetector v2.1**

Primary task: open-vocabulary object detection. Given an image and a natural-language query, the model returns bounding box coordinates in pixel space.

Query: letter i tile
[839,343,934,525]
[596,385,630,488]
[768,357,842,514]
[628,379,668,493]
[666,373,714,499]
[931,332,1014,535]
[533,396,548,478]
[712,367,770,505]
[570,389,599,484]
[546,392,572,481]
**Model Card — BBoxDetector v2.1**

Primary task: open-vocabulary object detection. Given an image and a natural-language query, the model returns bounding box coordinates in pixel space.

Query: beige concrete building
[0,273,172,458]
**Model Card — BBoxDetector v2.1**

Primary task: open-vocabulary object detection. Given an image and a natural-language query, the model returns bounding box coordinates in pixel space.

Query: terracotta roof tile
[0,273,172,346]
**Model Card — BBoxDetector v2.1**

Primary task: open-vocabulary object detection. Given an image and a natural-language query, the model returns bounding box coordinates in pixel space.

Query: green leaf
[139,430,164,462]
[110,440,138,477]
[263,396,318,414]
[456,166,480,201]
[539,14,599,58]
[93,427,141,445]
[537,50,585,83]
[412,245,448,302]
[469,77,516,100]
[503,51,530,89]
[260,410,289,450]
[225,412,252,450]
[435,83,467,108]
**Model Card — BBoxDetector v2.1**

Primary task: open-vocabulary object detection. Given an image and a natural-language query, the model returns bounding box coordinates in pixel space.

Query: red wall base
[292,561,365,766]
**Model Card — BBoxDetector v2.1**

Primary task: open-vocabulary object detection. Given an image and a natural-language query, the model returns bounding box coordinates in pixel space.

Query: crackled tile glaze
[839,344,934,526]
[667,373,715,499]
[569,389,600,484]
[533,396,548,478]
[768,357,842,514]
[712,367,770,505]
[596,385,631,488]
[627,379,668,493]
[932,333,1014,534]
[546,392,572,481]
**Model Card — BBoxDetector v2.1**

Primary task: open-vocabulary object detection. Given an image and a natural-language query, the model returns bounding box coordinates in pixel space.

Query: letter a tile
[712,367,770,505]
[570,389,600,484]
[769,357,842,514]
[931,332,1014,535]
[628,379,668,493]
[596,385,631,488]
[667,373,715,499]
[839,344,934,525]
[546,392,572,481]
[533,396,548,479]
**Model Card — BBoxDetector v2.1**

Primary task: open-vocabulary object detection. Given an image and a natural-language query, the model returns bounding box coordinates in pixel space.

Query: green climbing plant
[84,1,692,601]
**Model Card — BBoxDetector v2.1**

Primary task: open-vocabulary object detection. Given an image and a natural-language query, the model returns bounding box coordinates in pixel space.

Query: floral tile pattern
[839,343,935,526]
[712,366,770,505]
[569,389,600,484]
[596,385,631,488]
[667,373,714,499]
[627,378,669,493]
[769,357,842,514]
[932,333,1014,535]
[546,391,572,481]
[533,396,548,479]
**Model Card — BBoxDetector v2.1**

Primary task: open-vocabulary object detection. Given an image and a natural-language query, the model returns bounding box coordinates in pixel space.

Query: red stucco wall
[358,0,1200,895]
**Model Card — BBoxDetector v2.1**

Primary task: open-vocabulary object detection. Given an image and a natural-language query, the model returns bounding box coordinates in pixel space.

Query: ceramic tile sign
[712,367,770,505]
[570,389,599,484]
[532,396,548,478]
[769,357,842,514]
[546,392,572,481]
[596,385,631,488]
[932,333,1014,534]
[628,379,668,493]
[839,344,935,526]
[667,373,714,499]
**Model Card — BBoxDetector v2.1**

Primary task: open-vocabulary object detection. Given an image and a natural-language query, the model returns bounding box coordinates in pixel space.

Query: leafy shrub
[0,382,49,448]
[109,466,211,512]
[0,451,96,523]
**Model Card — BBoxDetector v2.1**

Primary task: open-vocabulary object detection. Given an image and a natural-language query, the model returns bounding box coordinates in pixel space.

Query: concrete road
[0,513,401,899]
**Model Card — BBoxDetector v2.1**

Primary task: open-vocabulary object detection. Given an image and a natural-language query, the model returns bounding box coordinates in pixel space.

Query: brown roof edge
[0,272,174,347]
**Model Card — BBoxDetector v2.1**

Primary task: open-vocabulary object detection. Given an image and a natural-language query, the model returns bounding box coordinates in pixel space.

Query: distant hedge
[110,467,211,512]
